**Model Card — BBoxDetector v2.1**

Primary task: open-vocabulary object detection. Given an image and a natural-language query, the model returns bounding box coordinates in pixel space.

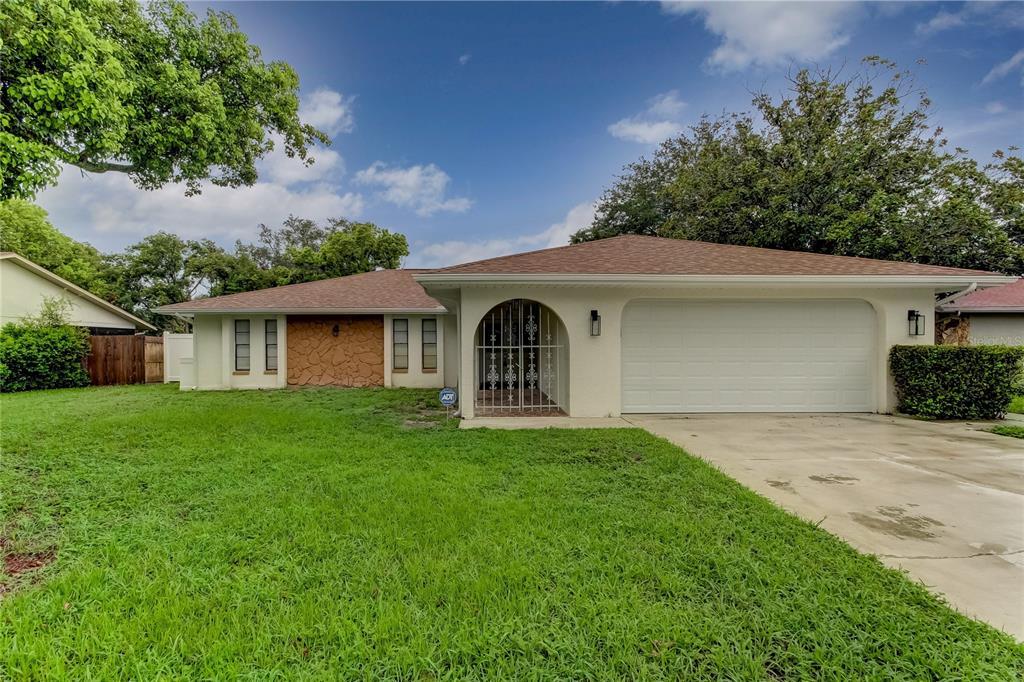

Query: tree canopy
[0,200,107,292]
[0,202,410,329]
[574,58,1023,274]
[0,0,327,199]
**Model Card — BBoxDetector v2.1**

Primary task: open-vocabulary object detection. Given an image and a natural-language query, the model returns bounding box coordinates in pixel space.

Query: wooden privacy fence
[85,335,164,386]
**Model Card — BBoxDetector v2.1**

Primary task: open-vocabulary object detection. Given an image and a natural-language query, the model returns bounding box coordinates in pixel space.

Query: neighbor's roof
[938,278,1024,313]
[418,235,1008,281]
[0,252,156,330]
[156,269,446,315]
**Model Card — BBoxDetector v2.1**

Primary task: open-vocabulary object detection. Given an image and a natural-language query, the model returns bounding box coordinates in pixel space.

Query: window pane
[236,354,250,371]
[236,332,249,344]
[422,319,436,332]
[266,319,276,333]
[393,319,409,369]
[235,320,249,333]
[236,346,250,358]
[266,345,278,370]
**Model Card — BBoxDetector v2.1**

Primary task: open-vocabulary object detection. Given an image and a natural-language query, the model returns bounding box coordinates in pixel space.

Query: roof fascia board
[3,253,157,330]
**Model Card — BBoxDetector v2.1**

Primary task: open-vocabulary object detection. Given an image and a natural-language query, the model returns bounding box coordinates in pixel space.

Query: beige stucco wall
[383,314,446,389]
[969,314,1024,346]
[0,259,135,329]
[443,314,459,388]
[452,284,937,419]
[183,312,452,391]
[184,313,287,390]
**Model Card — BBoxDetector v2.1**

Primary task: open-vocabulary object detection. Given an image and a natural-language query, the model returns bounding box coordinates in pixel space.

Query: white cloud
[982,49,1024,86]
[354,162,472,217]
[36,165,364,248]
[662,1,859,71]
[915,10,965,36]
[985,101,1008,115]
[608,89,686,144]
[916,2,1024,37]
[458,53,472,66]
[608,118,683,144]
[259,134,343,186]
[408,202,596,268]
[646,90,687,118]
[299,88,356,136]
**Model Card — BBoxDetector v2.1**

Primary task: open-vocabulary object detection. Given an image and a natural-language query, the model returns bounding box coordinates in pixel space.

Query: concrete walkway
[459,416,636,430]
[626,413,1024,640]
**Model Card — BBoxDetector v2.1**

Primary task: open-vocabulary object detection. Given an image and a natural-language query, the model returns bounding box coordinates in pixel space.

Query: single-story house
[936,278,1024,346]
[1,252,155,333]
[156,235,1013,418]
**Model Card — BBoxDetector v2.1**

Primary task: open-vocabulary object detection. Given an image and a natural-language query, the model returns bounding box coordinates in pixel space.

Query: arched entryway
[474,299,568,415]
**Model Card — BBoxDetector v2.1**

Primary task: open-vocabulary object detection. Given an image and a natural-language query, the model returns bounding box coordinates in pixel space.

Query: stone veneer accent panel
[287,315,384,387]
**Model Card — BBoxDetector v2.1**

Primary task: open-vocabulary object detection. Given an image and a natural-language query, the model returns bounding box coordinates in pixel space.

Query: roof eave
[414,273,1015,287]
[153,306,449,315]
[937,306,1024,314]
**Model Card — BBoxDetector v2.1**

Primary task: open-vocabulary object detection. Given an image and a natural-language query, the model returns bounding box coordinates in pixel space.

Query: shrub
[0,323,91,392]
[889,345,1024,419]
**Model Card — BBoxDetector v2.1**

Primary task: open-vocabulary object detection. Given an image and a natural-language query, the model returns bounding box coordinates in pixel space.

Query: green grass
[2,385,1021,679]
[1009,395,1024,414]
[990,425,1024,439]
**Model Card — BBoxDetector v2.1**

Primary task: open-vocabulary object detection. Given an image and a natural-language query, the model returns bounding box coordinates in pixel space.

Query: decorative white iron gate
[475,299,564,414]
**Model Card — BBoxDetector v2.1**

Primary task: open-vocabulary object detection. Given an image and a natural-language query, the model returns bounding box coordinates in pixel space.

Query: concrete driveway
[626,413,1024,639]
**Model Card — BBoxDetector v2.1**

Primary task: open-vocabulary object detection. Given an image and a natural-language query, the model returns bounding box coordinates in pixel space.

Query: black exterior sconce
[590,309,602,337]
[907,310,925,336]
[332,323,340,337]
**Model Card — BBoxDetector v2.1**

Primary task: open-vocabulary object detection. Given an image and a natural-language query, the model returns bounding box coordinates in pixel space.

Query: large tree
[574,58,1023,274]
[0,0,328,199]
[104,232,226,328]
[0,200,107,292]
[214,216,410,295]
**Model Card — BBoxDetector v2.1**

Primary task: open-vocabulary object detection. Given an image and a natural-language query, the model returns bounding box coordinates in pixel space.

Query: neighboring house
[156,236,1012,418]
[936,278,1024,346]
[0,252,155,333]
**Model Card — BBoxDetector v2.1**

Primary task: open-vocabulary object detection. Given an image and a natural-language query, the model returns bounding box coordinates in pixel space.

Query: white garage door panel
[622,300,875,413]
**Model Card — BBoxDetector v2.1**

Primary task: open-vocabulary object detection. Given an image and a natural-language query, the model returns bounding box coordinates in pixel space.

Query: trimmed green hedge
[0,323,91,392]
[890,345,1024,419]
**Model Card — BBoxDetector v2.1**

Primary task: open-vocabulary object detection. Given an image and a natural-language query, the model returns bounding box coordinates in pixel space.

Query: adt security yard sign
[439,387,457,420]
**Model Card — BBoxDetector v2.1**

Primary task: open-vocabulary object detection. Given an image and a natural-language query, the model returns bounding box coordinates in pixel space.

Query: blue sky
[38,1,1024,267]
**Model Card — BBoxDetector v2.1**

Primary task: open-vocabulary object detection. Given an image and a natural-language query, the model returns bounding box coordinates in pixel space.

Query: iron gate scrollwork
[475,299,564,414]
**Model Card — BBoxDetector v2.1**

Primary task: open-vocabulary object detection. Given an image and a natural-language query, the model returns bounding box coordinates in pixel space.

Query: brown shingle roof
[939,278,1024,312]
[426,235,1001,277]
[156,269,445,314]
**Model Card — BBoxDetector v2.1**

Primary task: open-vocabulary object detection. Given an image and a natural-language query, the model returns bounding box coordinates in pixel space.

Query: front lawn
[1009,395,1024,414]
[2,386,1021,678]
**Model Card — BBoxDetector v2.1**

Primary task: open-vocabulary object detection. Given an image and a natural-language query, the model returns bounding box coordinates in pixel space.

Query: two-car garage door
[622,300,876,413]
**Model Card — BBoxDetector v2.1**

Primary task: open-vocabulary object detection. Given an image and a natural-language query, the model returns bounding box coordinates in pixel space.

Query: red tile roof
[940,278,1024,312]
[425,235,1001,277]
[157,269,445,314]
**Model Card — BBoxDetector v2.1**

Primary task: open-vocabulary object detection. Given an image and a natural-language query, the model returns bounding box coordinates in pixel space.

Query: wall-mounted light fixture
[332,323,340,337]
[907,310,925,336]
[590,309,602,337]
